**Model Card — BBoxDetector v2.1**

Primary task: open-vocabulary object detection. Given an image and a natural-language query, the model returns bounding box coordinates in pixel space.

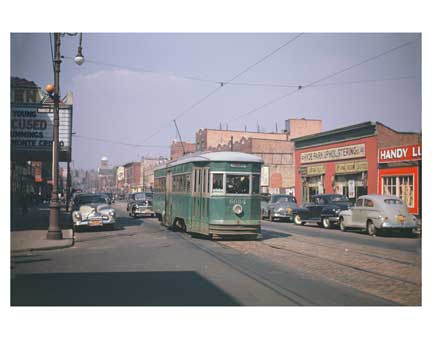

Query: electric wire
[229,39,417,123]
[74,134,170,148]
[141,33,304,143]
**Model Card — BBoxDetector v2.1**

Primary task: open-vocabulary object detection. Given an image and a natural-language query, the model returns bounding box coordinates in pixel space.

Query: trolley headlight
[73,211,82,221]
[233,204,243,215]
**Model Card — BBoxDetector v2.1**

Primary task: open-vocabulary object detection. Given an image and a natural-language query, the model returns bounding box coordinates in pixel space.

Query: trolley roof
[154,151,263,170]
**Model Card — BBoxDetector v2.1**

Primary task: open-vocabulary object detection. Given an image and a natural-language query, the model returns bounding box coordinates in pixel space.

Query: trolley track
[174,231,319,306]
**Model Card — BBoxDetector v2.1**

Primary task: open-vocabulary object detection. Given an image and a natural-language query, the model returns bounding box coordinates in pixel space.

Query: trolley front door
[192,168,203,230]
[165,170,173,225]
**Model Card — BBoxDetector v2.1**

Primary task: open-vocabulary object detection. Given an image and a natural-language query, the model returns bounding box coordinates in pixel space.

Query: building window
[382,175,414,208]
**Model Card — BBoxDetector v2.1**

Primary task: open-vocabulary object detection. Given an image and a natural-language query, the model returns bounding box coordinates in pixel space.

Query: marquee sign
[300,144,365,164]
[11,105,72,150]
[378,144,421,163]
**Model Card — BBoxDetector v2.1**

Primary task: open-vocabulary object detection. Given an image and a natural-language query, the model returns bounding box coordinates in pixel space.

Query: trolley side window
[212,173,224,193]
[226,174,250,194]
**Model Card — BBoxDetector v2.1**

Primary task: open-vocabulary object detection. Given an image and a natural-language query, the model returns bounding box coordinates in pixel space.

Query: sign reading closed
[300,144,365,164]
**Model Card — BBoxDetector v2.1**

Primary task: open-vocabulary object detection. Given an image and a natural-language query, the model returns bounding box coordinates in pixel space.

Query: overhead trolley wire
[140,32,304,144]
[228,39,417,123]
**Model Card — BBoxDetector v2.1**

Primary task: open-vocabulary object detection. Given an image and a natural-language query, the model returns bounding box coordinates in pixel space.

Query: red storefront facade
[377,144,422,215]
[293,122,421,216]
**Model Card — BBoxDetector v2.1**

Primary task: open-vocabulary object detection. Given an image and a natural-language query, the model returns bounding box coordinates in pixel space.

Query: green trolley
[153,151,263,239]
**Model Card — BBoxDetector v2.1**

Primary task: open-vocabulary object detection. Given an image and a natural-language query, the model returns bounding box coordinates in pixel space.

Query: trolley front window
[226,174,250,194]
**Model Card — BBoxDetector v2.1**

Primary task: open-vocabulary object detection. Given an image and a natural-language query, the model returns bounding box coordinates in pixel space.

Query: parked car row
[262,193,418,236]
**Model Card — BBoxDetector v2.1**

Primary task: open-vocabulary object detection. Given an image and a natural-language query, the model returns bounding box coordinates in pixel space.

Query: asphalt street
[11,202,420,306]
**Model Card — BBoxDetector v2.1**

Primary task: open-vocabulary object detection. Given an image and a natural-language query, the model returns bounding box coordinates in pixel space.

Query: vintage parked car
[292,194,352,228]
[338,194,417,236]
[261,194,298,221]
[71,193,116,228]
[126,192,155,218]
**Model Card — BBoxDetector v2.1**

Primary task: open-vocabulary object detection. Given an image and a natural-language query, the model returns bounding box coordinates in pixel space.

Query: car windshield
[76,195,107,205]
[384,199,403,205]
[328,195,350,203]
[271,195,296,203]
[135,193,152,200]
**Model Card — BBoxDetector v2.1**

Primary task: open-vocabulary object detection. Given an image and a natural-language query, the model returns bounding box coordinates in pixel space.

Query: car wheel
[293,214,302,225]
[367,220,376,236]
[339,218,347,232]
[322,217,331,229]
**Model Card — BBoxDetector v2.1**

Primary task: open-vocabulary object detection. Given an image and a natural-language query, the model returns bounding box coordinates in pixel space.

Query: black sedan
[292,194,352,229]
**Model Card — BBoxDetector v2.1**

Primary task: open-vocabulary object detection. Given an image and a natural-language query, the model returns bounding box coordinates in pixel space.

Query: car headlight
[73,211,82,221]
[108,210,115,216]
[276,207,284,212]
[233,204,243,215]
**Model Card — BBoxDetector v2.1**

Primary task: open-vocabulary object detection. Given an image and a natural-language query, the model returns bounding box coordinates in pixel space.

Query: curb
[11,239,74,254]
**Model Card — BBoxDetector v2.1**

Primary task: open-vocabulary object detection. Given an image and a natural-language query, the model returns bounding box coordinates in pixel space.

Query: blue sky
[11,33,421,169]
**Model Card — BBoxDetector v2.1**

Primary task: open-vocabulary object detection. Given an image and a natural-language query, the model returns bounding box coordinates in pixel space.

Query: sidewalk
[11,204,74,253]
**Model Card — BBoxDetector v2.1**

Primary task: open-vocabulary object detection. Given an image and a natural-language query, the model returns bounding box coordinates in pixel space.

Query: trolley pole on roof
[173,119,186,155]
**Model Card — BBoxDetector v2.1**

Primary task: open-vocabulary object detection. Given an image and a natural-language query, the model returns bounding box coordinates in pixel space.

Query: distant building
[97,156,115,192]
[141,157,168,191]
[124,162,142,193]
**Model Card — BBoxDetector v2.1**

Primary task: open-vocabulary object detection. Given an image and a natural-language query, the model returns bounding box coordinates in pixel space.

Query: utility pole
[47,33,62,240]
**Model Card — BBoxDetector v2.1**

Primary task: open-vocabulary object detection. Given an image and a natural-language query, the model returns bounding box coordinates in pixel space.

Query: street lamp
[46,33,84,240]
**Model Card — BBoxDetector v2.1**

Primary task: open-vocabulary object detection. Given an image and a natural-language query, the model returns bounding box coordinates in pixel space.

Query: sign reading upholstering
[378,144,421,163]
[11,105,72,152]
[300,144,366,164]
[335,161,368,174]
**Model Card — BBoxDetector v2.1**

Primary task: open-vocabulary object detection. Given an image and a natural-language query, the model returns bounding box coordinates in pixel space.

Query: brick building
[293,121,421,216]
[196,119,322,194]
[140,157,168,191]
[170,141,196,160]
[124,162,142,193]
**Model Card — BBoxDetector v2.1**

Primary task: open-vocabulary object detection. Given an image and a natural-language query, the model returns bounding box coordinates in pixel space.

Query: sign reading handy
[300,144,365,164]
[11,105,72,152]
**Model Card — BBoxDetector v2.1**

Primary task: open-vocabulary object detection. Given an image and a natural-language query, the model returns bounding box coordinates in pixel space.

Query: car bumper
[133,208,154,215]
[272,212,293,219]
[74,219,115,226]
[381,221,416,229]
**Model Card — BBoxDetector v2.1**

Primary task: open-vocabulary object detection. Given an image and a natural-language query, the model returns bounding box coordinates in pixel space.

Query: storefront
[377,144,421,216]
[293,121,421,205]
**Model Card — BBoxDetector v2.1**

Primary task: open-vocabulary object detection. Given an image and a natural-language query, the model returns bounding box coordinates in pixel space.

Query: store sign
[306,165,325,176]
[260,166,269,186]
[11,105,72,152]
[348,180,355,198]
[300,144,365,164]
[378,144,421,163]
[335,161,368,174]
